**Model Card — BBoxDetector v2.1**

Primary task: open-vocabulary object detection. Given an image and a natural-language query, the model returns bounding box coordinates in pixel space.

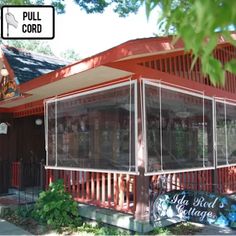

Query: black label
[150,190,236,228]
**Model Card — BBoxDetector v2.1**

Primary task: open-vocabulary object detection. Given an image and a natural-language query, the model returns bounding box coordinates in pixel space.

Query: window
[46,81,137,172]
[216,101,236,166]
[144,81,214,173]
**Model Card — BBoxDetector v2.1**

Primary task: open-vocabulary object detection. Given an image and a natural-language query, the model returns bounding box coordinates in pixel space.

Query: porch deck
[0,187,41,215]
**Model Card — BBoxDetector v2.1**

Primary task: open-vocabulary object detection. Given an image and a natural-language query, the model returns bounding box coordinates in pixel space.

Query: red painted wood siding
[139,45,236,93]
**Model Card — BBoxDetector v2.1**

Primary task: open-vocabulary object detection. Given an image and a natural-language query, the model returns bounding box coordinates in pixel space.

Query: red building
[0,34,236,231]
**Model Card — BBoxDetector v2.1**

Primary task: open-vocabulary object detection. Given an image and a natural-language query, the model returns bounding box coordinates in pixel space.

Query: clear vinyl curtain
[143,79,214,174]
[45,81,136,172]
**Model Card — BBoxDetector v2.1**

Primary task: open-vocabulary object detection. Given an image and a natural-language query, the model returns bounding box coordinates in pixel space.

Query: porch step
[78,203,183,233]
[8,187,40,203]
[0,194,29,217]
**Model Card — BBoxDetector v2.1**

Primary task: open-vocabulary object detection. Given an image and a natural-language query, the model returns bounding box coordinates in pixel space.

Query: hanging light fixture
[1,67,9,77]
[35,118,43,126]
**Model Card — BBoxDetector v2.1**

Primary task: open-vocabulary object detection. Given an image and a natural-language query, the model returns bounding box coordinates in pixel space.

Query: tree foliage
[74,0,142,17]
[144,0,236,85]
[1,0,236,85]
[60,48,80,62]
[6,40,55,55]
[0,0,65,14]
[72,0,236,85]
[6,40,81,61]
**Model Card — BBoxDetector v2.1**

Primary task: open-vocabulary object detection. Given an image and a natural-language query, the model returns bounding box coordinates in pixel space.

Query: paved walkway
[1,218,236,235]
[0,219,32,235]
[192,222,236,235]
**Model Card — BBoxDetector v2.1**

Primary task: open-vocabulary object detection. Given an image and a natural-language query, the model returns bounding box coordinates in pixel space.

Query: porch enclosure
[1,42,236,220]
[44,80,236,214]
[45,44,236,217]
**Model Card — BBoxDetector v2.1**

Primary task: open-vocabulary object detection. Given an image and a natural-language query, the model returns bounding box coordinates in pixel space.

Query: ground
[2,210,201,235]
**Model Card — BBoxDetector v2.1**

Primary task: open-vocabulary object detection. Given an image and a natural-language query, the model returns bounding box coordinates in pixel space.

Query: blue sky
[49,0,160,58]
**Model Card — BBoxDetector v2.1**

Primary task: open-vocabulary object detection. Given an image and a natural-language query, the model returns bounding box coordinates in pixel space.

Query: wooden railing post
[54,169,59,182]
[40,159,45,190]
[0,160,10,194]
[134,80,150,222]
[18,159,23,190]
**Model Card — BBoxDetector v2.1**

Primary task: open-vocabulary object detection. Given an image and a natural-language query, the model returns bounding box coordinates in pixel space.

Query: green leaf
[190,55,198,71]
[33,179,79,229]
[207,56,225,85]
[144,0,159,20]
[224,59,236,74]
[203,35,217,56]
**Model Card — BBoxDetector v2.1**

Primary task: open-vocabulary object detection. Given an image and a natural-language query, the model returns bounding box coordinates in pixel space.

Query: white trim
[215,100,222,168]
[202,93,205,167]
[215,99,236,167]
[142,78,205,95]
[144,166,215,176]
[45,80,135,104]
[216,163,236,168]
[214,98,236,107]
[159,81,163,171]
[44,100,48,166]
[55,99,58,166]
[212,99,217,168]
[45,165,139,175]
[214,97,236,105]
[143,79,212,100]
[224,100,229,165]
[129,78,132,171]
[134,81,138,173]
[129,79,132,170]
[142,80,148,172]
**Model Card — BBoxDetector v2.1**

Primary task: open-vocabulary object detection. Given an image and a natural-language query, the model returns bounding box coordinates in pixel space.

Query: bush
[33,179,81,230]
[16,205,34,218]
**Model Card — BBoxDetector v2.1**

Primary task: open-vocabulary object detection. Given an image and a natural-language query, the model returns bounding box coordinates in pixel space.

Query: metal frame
[212,98,217,169]
[214,98,236,168]
[44,98,57,167]
[45,80,139,175]
[142,78,215,175]
[44,99,48,166]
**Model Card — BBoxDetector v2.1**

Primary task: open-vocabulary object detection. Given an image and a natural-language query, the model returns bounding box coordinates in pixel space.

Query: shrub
[33,179,81,230]
[16,205,34,218]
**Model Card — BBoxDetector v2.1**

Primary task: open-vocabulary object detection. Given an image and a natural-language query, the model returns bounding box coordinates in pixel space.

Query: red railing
[0,160,10,194]
[11,161,44,189]
[11,161,21,188]
[217,166,236,194]
[150,169,214,193]
[46,166,236,215]
[150,167,236,195]
[46,169,136,214]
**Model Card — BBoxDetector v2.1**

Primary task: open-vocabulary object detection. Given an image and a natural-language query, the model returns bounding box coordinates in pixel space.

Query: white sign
[0,123,8,134]
[1,5,54,39]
